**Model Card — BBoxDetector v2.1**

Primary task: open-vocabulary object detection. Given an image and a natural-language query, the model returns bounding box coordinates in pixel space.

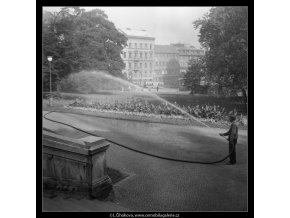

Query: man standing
[220,115,238,165]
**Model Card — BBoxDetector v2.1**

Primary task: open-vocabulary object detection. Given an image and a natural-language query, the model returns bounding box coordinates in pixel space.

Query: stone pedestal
[42,130,112,198]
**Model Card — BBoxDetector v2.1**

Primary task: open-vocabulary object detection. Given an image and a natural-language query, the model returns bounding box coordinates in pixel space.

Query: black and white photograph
[41,6,249,213]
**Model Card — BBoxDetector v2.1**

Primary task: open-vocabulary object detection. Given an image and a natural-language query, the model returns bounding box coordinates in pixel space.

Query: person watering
[219,115,238,165]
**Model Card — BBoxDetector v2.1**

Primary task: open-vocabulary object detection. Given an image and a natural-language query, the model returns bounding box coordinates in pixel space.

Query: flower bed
[66,97,247,126]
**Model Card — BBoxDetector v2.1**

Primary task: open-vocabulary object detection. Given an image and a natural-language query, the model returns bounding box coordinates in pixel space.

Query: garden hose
[43,111,236,165]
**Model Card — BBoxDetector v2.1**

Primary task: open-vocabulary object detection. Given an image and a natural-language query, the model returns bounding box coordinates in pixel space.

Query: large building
[119,28,155,86]
[169,43,205,90]
[153,45,179,85]
[171,43,205,73]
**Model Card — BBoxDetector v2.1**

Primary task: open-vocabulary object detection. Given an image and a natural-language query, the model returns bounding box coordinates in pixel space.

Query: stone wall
[42,130,112,198]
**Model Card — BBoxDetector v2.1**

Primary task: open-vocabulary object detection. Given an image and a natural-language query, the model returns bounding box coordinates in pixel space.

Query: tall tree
[193,6,248,100]
[42,7,127,91]
[164,59,180,88]
[184,58,208,94]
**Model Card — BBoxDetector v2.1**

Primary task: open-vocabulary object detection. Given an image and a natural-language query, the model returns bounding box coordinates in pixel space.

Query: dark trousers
[229,139,237,164]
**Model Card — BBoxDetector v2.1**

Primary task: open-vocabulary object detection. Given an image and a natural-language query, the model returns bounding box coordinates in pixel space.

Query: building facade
[153,45,179,86]
[120,28,155,86]
[169,43,205,90]
[171,43,205,73]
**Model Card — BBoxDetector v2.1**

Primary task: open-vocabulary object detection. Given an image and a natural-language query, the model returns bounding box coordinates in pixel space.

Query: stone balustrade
[42,130,112,198]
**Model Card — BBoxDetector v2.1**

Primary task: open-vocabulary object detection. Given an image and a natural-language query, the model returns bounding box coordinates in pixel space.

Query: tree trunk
[218,85,224,97]
[242,88,247,114]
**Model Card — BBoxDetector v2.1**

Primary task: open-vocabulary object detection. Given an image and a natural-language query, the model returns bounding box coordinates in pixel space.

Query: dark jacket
[223,122,238,141]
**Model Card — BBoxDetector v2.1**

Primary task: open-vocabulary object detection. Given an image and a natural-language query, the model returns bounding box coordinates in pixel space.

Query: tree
[164,59,180,88]
[42,7,128,91]
[194,6,248,105]
[184,58,208,94]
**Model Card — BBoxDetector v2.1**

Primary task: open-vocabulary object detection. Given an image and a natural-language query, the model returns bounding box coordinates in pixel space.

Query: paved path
[43,111,248,211]
[43,195,129,212]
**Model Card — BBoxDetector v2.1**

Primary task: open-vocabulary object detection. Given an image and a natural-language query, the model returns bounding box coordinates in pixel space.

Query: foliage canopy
[42,7,128,91]
[185,6,248,95]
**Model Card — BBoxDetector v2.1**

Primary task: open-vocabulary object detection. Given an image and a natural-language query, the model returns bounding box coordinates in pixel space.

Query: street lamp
[47,56,53,106]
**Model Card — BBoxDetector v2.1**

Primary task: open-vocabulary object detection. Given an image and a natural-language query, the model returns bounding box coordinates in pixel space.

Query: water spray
[95,71,210,128]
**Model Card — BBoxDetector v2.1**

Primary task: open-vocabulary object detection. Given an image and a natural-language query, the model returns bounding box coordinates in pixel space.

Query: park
[42,6,248,212]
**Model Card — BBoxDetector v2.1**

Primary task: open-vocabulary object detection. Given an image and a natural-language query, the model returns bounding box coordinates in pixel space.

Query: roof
[170,42,195,48]
[119,28,155,39]
[154,45,179,54]
[171,43,196,49]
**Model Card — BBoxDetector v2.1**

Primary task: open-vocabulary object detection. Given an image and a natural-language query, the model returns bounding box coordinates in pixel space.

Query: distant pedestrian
[219,115,238,165]
[157,86,159,92]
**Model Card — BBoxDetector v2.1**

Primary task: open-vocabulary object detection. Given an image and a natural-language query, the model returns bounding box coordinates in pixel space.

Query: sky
[43,7,211,48]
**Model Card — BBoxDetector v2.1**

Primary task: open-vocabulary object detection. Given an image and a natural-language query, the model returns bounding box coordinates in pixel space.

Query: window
[134,52,138,59]
[129,43,132,48]
[150,63,152,68]
[150,53,152,59]
[140,43,142,48]
[145,43,147,48]
[140,52,143,59]
[129,63,131,68]
[135,43,137,48]
[149,44,152,49]
[145,53,147,59]
[134,62,137,68]
[140,62,142,68]
[129,52,132,59]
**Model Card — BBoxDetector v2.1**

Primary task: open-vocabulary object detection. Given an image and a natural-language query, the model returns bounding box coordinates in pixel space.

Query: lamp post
[47,56,53,106]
